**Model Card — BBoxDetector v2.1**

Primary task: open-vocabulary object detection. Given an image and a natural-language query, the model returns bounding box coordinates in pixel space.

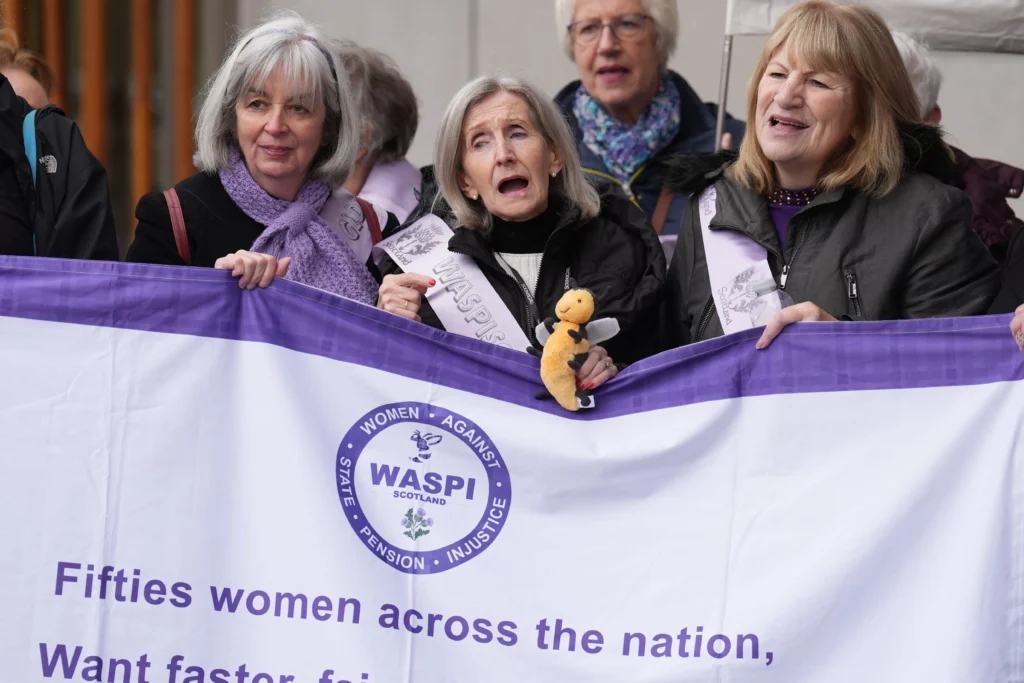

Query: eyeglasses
[567,13,651,46]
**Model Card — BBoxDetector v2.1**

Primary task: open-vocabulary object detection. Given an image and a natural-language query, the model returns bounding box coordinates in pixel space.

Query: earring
[468,191,478,200]
[551,172,558,178]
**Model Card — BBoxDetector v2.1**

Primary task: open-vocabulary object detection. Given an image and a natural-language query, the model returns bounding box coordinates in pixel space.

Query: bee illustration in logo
[410,431,442,463]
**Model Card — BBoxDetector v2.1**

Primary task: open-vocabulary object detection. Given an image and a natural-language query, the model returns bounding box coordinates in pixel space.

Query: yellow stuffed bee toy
[527,281,619,412]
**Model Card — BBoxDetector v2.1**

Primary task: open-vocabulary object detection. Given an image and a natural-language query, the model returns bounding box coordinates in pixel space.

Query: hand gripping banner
[0,257,1021,683]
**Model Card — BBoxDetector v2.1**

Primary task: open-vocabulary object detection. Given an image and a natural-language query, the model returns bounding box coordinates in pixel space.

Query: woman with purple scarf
[126,14,383,305]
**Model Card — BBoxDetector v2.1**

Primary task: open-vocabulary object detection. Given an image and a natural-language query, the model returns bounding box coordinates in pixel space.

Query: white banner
[725,0,1024,54]
[0,257,1021,683]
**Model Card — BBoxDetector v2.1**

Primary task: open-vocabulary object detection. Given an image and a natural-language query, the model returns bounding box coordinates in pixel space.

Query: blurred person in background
[0,28,53,109]
[554,0,745,237]
[337,41,421,223]
[892,31,1023,264]
[128,14,382,304]
[0,29,117,259]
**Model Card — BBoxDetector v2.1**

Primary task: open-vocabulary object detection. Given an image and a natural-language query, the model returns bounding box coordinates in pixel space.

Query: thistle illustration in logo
[410,430,442,462]
[402,508,433,540]
[393,223,444,258]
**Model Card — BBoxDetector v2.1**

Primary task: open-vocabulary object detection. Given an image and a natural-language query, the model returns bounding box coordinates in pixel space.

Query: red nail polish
[587,383,594,390]
[429,279,436,286]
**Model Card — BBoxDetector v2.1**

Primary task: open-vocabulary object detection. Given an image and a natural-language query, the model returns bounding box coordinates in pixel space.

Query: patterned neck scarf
[573,75,681,187]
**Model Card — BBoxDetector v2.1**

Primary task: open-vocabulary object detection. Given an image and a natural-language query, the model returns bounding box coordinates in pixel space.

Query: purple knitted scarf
[219,150,378,305]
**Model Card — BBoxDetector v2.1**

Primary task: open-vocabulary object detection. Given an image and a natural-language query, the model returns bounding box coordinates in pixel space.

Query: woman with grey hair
[337,41,421,223]
[553,0,745,237]
[377,76,665,378]
[892,30,1023,265]
[127,14,380,304]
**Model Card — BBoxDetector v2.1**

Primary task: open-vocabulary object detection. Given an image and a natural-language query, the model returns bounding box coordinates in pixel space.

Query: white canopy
[725,0,1024,54]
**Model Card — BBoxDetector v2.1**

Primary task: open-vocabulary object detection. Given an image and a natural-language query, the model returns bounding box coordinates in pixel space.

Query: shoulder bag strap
[162,188,192,266]
[355,197,383,244]
[23,110,38,255]
[650,183,674,235]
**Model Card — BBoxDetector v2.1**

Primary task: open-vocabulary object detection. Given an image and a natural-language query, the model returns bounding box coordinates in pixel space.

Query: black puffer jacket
[664,125,1000,346]
[379,187,666,365]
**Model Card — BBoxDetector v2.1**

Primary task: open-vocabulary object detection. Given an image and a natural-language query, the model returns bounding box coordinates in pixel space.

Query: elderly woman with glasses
[377,76,666,387]
[127,14,381,304]
[554,0,745,238]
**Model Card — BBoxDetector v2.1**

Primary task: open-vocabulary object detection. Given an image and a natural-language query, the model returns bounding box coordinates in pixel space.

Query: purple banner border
[0,256,1020,420]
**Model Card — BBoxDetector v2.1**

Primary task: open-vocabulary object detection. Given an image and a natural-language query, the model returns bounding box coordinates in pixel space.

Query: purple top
[768,186,816,250]
[768,204,801,249]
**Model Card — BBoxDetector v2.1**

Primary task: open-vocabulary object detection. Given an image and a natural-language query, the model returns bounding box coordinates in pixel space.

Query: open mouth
[498,177,529,195]
[769,116,809,130]
[597,65,630,77]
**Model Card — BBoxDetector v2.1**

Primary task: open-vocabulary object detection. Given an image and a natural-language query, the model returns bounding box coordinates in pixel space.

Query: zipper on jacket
[779,228,810,290]
[696,218,808,339]
[844,269,864,319]
[582,168,644,210]
[449,228,563,345]
[712,215,811,291]
[694,296,716,341]
[448,249,537,342]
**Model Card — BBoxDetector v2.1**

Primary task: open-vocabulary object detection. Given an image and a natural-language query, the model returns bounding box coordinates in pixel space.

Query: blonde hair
[434,76,600,232]
[0,29,54,96]
[555,0,678,66]
[731,0,927,197]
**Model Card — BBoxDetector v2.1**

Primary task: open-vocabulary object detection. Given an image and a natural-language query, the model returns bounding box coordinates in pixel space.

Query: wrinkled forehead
[463,91,536,133]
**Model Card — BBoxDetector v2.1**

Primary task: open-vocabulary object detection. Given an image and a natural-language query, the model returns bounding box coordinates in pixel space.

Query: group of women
[121,0,1024,391]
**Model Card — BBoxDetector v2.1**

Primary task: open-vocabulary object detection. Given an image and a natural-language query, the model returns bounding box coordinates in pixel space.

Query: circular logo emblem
[337,402,512,574]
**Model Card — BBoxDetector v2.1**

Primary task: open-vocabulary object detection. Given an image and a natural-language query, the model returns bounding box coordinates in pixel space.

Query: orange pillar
[131,0,153,215]
[173,0,195,182]
[0,0,24,34]
[80,0,106,164]
[41,0,64,109]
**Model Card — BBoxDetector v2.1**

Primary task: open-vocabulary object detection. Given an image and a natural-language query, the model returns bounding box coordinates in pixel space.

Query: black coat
[127,171,264,267]
[127,171,403,268]
[0,74,117,259]
[663,125,1000,346]
[989,227,1024,314]
[379,188,666,365]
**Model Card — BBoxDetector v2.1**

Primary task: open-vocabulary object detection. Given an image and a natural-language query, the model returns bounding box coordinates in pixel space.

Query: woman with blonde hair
[377,76,665,382]
[663,0,998,349]
[0,29,54,108]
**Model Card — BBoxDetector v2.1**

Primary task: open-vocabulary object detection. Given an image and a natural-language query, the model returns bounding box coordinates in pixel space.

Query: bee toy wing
[586,318,620,345]
[534,320,560,347]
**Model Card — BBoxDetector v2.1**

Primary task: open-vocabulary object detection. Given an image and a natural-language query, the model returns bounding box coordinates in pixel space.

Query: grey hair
[434,76,601,232]
[193,12,358,186]
[555,0,678,66]
[891,30,943,119]
[336,41,419,165]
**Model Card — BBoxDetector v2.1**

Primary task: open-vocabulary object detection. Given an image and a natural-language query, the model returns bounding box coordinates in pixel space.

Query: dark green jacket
[664,125,1000,346]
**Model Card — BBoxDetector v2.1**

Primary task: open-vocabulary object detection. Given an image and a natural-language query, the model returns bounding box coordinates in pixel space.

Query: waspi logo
[337,402,512,574]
